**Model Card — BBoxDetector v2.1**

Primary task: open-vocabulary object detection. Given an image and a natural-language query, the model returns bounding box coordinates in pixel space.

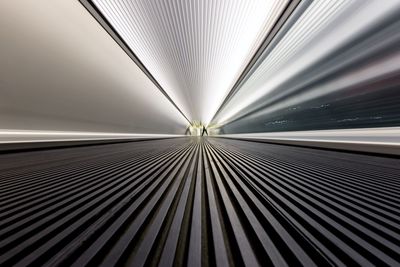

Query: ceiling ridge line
[79,0,192,124]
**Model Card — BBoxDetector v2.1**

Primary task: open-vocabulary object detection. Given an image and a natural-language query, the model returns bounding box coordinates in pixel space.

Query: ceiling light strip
[209,0,308,124]
[79,0,191,124]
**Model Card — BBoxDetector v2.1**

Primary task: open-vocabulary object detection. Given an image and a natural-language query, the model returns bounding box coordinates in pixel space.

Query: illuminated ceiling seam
[210,0,305,124]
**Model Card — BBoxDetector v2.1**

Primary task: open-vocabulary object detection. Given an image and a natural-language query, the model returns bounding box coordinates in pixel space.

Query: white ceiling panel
[93,0,288,123]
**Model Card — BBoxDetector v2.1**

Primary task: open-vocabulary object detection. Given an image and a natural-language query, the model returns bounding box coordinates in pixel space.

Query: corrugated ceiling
[92,0,289,123]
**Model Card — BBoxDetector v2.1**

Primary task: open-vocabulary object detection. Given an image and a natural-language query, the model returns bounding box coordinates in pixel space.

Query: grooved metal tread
[0,137,399,266]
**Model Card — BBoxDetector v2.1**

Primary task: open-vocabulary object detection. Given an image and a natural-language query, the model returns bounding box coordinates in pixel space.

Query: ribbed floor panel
[0,137,399,266]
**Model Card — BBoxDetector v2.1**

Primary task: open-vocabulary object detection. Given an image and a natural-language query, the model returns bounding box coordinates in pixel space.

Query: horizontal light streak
[0,130,182,143]
[218,127,400,155]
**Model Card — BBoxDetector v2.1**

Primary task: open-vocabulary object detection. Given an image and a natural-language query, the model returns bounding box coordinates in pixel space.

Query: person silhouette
[184,125,191,136]
[201,126,208,136]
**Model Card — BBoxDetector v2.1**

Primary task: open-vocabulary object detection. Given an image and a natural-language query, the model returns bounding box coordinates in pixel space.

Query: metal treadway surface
[0,137,400,266]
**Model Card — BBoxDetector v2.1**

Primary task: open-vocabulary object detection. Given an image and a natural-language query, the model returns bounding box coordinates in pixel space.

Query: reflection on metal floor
[1,137,400,266]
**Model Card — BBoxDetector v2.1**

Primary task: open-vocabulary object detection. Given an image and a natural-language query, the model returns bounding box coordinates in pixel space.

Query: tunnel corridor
[1,0,400,266]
